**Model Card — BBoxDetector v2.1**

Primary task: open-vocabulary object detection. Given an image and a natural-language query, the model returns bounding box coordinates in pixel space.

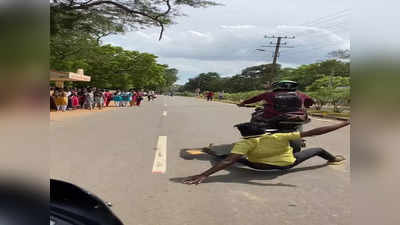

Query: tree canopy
[179,63,279,93]
[279,59,350,90]
[50,0,220,40]
[183,72,221,92]
[51,42,178,90]
[179,60,349,93]
[307,75,350,112]
[50,0,217,90]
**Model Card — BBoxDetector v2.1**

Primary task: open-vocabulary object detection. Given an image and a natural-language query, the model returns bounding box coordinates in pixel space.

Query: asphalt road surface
[50,96,350,225]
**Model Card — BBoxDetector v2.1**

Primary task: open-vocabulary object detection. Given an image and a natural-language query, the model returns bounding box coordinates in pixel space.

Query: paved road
[50,96,350,225]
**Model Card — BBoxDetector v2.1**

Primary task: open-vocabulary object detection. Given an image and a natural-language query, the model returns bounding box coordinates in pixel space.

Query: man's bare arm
[202,153,243,176]
[183,153,243,185]
[300,121,350,138]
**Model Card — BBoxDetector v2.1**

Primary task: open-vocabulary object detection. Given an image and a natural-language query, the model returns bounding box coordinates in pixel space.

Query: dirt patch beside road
[50,107,118,121]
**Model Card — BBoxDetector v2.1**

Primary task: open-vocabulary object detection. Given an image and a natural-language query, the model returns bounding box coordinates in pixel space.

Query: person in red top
[238,80,314,120]
[136,90,143,106]
[103,89,112,107]
[207,91,214,101]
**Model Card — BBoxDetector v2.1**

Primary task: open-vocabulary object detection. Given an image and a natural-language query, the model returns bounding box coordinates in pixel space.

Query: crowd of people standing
[50,87,157,112]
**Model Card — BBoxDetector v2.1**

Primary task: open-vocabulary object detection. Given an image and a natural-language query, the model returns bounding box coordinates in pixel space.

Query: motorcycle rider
[237,80,314,123]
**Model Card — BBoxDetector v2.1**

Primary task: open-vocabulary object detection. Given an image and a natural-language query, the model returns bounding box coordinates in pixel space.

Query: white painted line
[152,136,167,174]
[312,117,335,123]
[162,111,167,116]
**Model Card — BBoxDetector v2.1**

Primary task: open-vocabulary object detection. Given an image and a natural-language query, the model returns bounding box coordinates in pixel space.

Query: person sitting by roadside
[183,120,350,185]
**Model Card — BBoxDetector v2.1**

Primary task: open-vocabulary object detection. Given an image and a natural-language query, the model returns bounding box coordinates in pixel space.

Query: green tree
[50,1,198,91]
[163,68,179,87]
[280,60,349,90]
[182,72,222,92]
[50,0,220,40]
[308,89,331,111]
[241,63,277,87]
[330,88,350,112]
[279,64,324,90]
[179,59,350,94]
[307,76,350,112]
[181,64,278,93]
[306,76,350,92]
[51,42,176,90]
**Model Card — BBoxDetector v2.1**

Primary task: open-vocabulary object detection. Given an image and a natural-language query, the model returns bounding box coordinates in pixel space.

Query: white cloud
[220,25,256,29]
[105,23,349,83]
[188,30,210,38]
[135,31,153,40]
[276,25,345,43]
[103,0,350,84]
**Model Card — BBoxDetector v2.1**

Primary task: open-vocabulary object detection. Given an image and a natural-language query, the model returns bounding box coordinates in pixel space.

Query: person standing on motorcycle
[237,80,314,122]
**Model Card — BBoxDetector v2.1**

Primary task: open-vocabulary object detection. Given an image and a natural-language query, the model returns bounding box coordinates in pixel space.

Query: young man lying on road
[183,120,350,185]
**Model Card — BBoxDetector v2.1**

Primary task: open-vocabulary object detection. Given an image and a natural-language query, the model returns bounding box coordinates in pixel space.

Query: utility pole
[272,36,282,66]
[257,35,295,83]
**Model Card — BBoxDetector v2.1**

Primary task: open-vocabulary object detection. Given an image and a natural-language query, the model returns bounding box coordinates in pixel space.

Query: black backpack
[272,92,302,113]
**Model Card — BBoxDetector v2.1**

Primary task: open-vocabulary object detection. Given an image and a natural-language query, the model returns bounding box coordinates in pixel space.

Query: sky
[103,0,350,84]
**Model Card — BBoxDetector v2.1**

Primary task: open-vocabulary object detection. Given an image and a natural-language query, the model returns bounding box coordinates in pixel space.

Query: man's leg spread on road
[291,147,340,167]
[206,147,342,171]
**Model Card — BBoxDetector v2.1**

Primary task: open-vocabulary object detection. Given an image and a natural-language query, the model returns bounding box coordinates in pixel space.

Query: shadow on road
[170,148,329,187]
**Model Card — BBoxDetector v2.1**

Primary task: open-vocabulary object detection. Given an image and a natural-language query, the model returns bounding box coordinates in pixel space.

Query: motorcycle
[182,107,311,159]
[236,104,311,152]
[249,105,310,131]
[50,179,124,225]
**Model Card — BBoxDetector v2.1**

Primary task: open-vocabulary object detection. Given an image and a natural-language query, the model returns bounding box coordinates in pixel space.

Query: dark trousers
[235,148,337,170]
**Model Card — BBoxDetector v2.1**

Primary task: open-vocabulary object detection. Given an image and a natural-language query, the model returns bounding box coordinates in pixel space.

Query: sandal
[328,155,346,165]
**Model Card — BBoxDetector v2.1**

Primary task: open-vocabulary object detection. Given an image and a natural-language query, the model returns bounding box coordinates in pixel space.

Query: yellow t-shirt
[231,132,301,166]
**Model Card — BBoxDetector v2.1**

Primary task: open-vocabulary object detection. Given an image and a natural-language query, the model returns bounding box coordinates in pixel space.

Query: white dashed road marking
[312,117,336,123]
[162,111,167,116]
[152,136,167,174]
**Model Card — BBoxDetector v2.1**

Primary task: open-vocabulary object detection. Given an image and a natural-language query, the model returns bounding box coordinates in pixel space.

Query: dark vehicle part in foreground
[50,179,123,225]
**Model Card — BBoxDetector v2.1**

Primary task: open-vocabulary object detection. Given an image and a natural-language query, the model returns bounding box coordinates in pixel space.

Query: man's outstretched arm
[301,121,350,138]
[239,92,268,106]
[183,153,243,185]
